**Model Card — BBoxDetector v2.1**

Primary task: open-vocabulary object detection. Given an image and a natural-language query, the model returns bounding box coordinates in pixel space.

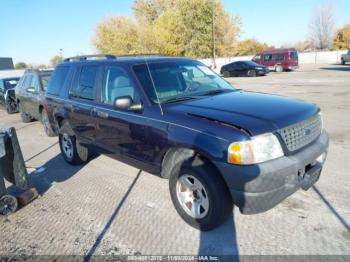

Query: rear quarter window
[47,66,70,96]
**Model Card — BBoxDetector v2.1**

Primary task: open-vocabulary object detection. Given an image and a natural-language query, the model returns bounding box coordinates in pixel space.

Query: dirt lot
[0,64,349,258]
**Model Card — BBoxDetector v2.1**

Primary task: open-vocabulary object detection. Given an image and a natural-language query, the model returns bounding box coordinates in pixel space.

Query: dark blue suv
[46,54,329,231]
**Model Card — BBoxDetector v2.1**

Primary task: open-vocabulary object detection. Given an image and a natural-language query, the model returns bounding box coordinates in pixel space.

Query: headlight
[228,133,284,165]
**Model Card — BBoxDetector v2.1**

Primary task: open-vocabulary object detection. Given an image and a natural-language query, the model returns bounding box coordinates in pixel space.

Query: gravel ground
[0,64,349,259]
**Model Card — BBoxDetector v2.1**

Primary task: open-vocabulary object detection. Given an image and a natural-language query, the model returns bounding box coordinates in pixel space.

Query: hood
[166,91,318,136]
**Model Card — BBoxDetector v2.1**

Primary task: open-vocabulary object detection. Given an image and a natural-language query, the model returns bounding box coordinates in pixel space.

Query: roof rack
[63,54,116,62]
[117,53,173,57]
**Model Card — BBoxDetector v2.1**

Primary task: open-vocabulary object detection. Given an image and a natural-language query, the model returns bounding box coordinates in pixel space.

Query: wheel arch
[160,146,225,182]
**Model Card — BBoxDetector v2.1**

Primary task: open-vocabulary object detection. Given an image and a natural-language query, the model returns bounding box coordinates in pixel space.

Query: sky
[1,0,349,65]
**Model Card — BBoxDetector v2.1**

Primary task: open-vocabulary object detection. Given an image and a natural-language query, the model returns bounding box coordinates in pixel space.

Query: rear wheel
[223,71,230,77]
[41,110,55,137]
[275,65,283,72]
[18,102,32,123]
[169,157,232,231]
[5,99,18,114]
[59,121,89,165]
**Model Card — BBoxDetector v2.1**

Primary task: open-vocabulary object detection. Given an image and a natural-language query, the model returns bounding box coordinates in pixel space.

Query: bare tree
[308,2,335,50]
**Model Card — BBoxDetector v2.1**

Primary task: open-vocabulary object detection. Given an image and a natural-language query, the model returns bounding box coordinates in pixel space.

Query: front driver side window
[101,66,135,105]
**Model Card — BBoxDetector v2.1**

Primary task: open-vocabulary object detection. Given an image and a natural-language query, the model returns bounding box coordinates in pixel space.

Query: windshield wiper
[163,96,196,104]
[199,89,228,96]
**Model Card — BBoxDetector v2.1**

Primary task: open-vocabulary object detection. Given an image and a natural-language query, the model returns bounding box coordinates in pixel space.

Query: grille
[277,114,322,152]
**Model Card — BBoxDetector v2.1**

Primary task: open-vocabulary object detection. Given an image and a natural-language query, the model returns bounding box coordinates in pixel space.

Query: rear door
[68,65,100,146]
[27,74,41,118]
[21,74,33,113]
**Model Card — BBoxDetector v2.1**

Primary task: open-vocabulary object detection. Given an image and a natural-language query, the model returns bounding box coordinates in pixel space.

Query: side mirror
[114,96,143,112]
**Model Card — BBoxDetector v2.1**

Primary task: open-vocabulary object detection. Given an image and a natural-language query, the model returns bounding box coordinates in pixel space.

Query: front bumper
[214,130,329,214]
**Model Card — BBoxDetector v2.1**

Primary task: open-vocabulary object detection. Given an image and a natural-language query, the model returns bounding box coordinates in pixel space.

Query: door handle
[97,111,109,119]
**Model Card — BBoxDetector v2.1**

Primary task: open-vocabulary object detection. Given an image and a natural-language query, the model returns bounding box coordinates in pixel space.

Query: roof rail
[117,53,173,57]
[63,54,116,62]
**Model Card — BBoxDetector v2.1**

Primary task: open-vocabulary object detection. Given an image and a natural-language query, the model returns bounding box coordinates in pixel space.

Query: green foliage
[92,17,139,55]
[50,55,64,67]
[333,24,350,50]
[234,39,268,56]
[133,0,175,24]
[14,62,27,69]
[93,0,241,58]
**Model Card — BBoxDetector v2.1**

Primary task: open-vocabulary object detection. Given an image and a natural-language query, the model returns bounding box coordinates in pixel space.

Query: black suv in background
[46,54,329,231]
[15,69,54,136]
[0,77,20,110]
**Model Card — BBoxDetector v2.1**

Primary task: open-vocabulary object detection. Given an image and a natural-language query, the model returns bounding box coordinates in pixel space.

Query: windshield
[40,74,52,91]
[4,78,19,89]
[245,60,261,67]
[133,61,235,104]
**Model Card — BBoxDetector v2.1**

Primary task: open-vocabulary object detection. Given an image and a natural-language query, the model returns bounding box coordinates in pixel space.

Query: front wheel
[59,121,89,165]
[247,70,257,77]
[18,102,32,123]
[169,157,232,231]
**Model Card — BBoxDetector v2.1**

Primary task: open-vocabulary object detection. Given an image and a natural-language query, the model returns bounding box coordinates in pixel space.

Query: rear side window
[275,54,285,61]
[263,54,272,61]
[47,66,70,96]
[70,66,98,101]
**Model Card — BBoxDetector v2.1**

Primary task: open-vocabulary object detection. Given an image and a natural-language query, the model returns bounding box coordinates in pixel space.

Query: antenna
[143,55,164,116]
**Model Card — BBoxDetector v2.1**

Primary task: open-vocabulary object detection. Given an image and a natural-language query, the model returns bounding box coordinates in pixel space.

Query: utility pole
[212,1,217,69]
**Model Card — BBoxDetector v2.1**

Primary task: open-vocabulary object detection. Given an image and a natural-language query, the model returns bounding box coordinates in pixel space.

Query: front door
[94,66,155,165]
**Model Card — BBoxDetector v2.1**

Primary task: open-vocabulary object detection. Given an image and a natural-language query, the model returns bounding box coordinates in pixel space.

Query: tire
[59,120,89,165]
[247,70,257,77]
[41,109,56,137]
[341,58,345,65]
[0,195,18,215]
[223,71,230,78]
[5,101,17,114]
[169,157,232,231]
[275,65,283,72]
[18,102,32,123]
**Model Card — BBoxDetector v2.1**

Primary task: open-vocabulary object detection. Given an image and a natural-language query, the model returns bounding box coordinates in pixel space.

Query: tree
[92,16,139,55]
[92,0,241,58]
[293,40,313,52]
[308,2,335,50]
[14,62,27,69]
[133,0,175,24]
[234,39,268,56]
[333,24,350,50]
[37,64,48,69]
[50,55,64,67]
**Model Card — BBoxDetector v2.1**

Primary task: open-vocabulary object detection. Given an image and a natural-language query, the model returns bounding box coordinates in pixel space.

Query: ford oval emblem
[304,128,311,136]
